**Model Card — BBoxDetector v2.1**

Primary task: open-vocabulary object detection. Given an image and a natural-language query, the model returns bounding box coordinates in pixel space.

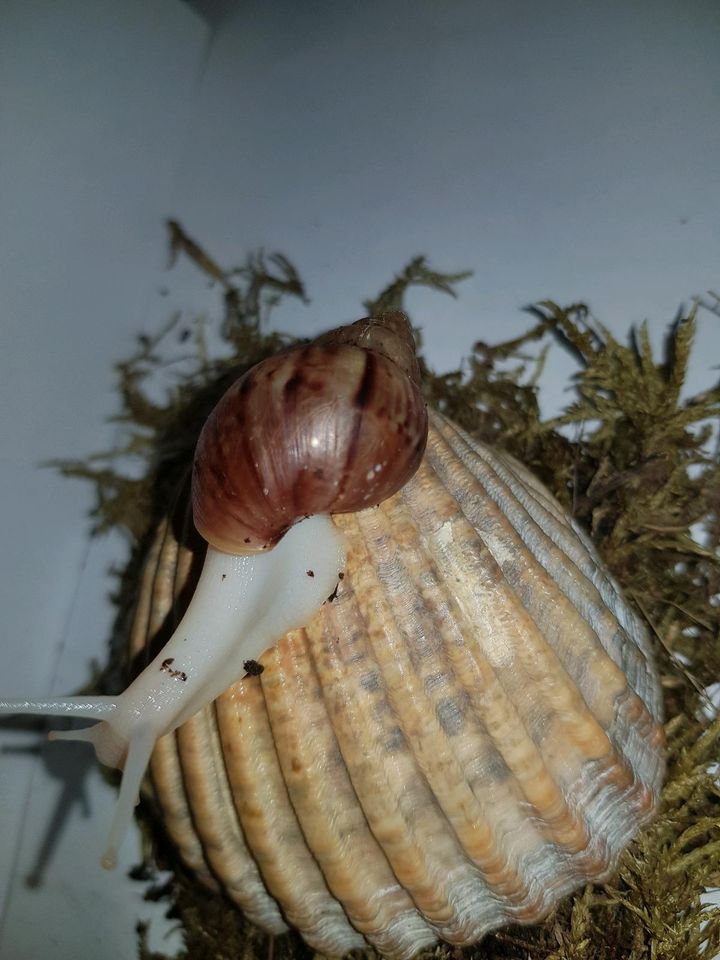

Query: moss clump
[57,223,719,960]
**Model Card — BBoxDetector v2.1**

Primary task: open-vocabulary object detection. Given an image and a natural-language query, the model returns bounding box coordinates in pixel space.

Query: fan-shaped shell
[129,411,664,959]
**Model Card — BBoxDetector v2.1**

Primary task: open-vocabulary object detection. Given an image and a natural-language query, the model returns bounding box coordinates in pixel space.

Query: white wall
[160,0,720,404]
[0,1,718,958]
[0,2,209,957]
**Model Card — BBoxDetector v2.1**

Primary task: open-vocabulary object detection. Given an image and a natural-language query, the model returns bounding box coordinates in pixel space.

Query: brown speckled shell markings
[129,411,665,960]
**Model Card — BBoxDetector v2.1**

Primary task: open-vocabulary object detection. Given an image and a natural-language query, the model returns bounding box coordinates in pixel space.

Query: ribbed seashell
[129,410,664,959]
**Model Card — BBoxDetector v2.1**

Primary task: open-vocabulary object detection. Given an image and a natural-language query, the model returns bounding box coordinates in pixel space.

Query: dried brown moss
[56,224,719,960]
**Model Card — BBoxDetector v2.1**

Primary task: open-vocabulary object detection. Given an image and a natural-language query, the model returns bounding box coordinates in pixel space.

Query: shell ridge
[423,431,623,754]
[316,566,474,929]
[427,420,664,835]
[431,414,659,719]
[148,736,219,889]
[396,462,640,893]
[262,628,430,957]
[446,435,664,799]
[420,427,661,875]
[214,680,366,954]
[484,447,662,714]
[326,512,510,943]
[175,704,287,931]
[352,496,566,920]
[433,413,661,717]
[470,441,665,738]
[307,610,465,949]
[396,466,600,868]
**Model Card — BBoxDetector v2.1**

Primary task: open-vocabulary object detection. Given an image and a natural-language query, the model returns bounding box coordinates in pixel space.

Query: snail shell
[192,311,427,554]
[130,411,664,959]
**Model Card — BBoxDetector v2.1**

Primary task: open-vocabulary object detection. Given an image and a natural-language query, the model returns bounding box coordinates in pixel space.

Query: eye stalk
[0,311,427,868]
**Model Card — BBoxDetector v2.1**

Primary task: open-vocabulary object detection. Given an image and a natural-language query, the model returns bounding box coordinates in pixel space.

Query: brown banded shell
[130,410,664,959]
[192,310,427,554]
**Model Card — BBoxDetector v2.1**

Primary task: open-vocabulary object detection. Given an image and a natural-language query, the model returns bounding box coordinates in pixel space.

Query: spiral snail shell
[0,310,664,956]
[193,311,427,554]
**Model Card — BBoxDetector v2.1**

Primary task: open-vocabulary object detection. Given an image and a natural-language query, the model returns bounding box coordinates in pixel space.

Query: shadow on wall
[0,716,99,888]
[180,0,235,29]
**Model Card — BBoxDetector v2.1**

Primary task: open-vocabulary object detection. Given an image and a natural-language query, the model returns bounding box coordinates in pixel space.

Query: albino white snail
[0,311,428,870]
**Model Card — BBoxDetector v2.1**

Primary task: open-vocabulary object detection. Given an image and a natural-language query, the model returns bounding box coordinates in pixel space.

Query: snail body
[137,411,664,959]
[0,311,427,869]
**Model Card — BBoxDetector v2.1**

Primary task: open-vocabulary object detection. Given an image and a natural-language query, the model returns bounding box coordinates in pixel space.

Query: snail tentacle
[0,696,117,720]
[0,515,346,866]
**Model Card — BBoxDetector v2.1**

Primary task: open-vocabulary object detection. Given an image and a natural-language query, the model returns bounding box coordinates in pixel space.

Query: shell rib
[129,411,664,959]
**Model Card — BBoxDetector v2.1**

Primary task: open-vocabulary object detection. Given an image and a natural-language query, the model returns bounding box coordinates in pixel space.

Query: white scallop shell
[130,410,664,959]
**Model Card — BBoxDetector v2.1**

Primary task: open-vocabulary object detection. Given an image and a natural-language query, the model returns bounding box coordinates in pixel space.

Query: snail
[0,311,427,870]
[0,310,665,958]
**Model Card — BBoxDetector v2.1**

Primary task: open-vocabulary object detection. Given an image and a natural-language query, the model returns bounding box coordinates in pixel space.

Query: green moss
[56,223,719,960]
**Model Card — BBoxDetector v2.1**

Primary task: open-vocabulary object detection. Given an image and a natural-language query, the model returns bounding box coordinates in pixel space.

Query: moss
[56,223,719,960]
